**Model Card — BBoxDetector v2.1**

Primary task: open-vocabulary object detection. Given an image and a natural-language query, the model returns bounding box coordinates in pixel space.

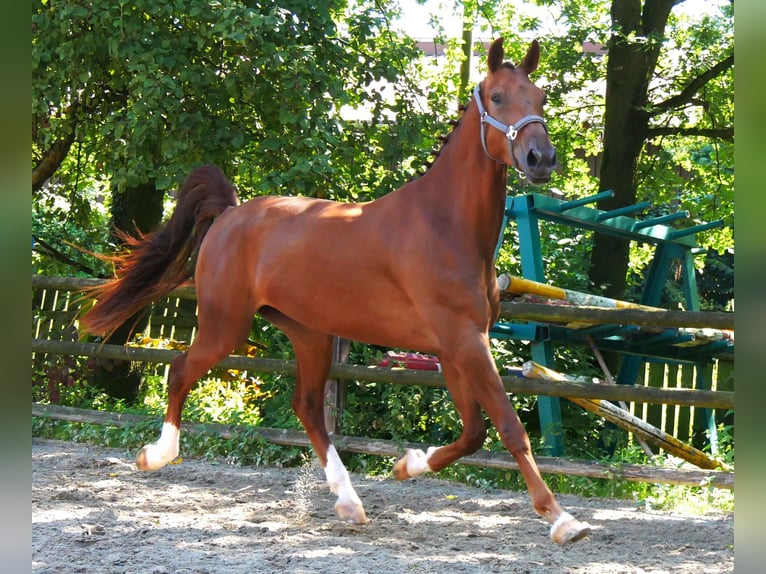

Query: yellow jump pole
[521,361,730,471]
[497,274,734,341]
[498,274,662,311]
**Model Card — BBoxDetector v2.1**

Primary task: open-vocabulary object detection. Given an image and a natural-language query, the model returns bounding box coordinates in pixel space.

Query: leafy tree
[32,0,449,399]
[33,0,446,202]
[426,0,732,301]
[591,0,733,299]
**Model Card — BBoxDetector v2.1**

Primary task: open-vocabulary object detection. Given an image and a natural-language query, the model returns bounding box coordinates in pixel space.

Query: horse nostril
[527,148,541,168]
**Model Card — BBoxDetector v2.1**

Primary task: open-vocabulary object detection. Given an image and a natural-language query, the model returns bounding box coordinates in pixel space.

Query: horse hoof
[392,456,411,481]
[135,445,166,471]
[550,512,591,545]
[335,500,368,525]
[392,448,435,480]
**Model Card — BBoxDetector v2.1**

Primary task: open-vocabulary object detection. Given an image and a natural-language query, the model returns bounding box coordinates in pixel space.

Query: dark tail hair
[79,165,238,337]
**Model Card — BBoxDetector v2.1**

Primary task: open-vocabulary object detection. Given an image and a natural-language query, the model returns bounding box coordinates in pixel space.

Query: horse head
[475,38,557,184]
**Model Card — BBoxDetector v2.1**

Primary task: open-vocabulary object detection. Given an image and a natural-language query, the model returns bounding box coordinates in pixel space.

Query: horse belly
[261,256,439,352]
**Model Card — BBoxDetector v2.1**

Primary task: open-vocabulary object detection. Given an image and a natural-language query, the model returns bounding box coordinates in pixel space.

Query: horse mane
[410,100,470,180]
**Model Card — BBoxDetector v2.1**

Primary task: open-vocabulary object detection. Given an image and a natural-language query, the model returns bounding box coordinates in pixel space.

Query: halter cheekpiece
[473,83,547,176]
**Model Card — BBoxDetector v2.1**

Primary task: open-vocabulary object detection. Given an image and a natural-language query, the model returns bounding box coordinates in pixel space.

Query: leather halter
[473,83,547,176]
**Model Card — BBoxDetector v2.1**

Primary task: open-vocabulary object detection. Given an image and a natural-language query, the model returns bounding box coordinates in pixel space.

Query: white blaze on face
[324,445,363,508]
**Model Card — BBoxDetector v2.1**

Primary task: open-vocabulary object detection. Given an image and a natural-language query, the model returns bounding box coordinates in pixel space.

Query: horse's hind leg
[271,316,366,524]
[293,334,367,524]
[393,360,487,479]
[135,308,252,472]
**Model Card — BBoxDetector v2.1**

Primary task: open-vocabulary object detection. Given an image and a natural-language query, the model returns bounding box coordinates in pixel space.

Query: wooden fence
[32,275,734,489]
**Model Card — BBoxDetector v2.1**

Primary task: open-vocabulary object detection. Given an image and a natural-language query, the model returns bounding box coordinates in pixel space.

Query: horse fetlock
[134,422,181,471]
[549,511,592,545]
[392,447,437,480]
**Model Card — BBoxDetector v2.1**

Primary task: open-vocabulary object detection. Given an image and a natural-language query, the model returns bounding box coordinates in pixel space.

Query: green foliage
[32,0,451,275]
[31,0,446,199]
[32,163,113,277]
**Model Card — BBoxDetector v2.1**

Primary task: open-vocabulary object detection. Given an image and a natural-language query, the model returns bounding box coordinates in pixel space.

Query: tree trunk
[111,179,166,237]
[457,3,476,104]
[589,0,675,378]
[89,179,165,402]
[589,0,675,300]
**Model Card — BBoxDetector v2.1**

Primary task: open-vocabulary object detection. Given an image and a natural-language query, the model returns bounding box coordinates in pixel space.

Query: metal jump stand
[491,190,732,456]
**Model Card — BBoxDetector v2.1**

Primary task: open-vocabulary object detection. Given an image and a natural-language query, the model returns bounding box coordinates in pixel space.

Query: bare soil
[32,438,733,573]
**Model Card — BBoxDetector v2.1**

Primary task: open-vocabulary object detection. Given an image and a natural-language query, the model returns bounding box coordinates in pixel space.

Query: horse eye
[490,93,501,104]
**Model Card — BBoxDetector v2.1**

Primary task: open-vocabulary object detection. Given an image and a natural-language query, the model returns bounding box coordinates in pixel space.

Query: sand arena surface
[32,438,733,573]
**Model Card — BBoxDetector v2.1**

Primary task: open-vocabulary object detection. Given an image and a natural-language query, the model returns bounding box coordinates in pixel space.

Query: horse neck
[417,101,509,260]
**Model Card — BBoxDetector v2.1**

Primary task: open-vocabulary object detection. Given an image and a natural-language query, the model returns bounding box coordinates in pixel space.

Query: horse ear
[487,37,505,73]
[519,39,540,75]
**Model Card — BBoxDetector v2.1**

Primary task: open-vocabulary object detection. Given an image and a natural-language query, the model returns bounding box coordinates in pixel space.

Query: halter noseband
[473,83,547,176]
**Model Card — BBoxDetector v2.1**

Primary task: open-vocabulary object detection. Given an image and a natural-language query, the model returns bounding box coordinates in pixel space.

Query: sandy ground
[32,438,733,573]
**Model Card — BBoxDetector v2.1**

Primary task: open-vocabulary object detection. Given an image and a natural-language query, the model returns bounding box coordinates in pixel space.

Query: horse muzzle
[513,134,557,184]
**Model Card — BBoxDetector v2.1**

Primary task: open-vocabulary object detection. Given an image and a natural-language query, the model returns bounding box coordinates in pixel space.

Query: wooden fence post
[324,337,350,436]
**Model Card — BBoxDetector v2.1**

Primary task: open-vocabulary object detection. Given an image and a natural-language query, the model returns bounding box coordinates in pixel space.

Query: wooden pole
[31,338,734,410]
[324,337,349,436]
[32,403,733,490]
[521,361,729,471]
[32,275,735,330]
[585,335,655,458]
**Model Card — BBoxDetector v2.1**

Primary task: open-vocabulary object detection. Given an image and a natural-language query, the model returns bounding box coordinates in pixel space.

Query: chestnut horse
[80,38,591,545]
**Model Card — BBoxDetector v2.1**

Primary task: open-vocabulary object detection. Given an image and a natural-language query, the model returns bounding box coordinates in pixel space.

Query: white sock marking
[550,511,574,536]
[141,422,180,470]
[404,446,439,477]
[324,445,362,507]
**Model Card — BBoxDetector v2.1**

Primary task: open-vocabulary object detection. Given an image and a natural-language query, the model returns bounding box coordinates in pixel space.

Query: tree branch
[650,53,733,116]
[32,100,80,193]
[647,125,733,141]
[32,131,77,193]
[32,235,98,276]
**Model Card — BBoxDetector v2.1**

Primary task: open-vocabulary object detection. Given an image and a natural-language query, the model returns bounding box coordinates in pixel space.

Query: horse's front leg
[440,331,591,545]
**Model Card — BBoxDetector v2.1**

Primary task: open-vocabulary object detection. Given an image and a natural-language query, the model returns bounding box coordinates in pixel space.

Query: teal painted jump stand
[491,191,731,457]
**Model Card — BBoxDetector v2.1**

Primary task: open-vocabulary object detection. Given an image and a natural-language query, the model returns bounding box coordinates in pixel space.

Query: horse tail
[79,165,238,338]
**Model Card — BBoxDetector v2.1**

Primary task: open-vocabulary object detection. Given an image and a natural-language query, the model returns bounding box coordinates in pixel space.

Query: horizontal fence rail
[32,275,735,331]
[32,339,734,410]
[32,403,734,490]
